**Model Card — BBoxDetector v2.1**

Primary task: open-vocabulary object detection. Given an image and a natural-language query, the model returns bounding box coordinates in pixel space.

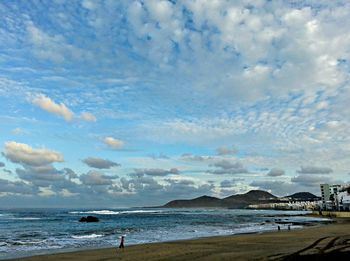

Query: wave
[69,210,162,215]
[70,210,120,215]
[120,210,162,214]
[71,234,104,239]
[10,239,47,246]
[9,217,42,220]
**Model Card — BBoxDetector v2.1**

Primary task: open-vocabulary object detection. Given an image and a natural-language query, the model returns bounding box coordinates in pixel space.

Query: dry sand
[8,222,350,261]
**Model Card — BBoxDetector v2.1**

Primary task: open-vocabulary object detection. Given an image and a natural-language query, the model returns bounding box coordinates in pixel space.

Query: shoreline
[6,220,350,261]
[1,225,296,260]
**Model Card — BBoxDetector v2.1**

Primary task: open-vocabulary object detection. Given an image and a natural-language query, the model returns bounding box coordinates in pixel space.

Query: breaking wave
[71,234,104,239]
[69,210,162,215]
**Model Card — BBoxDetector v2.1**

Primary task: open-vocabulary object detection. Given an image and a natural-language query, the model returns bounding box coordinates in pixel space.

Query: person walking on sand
[119,235,125,249]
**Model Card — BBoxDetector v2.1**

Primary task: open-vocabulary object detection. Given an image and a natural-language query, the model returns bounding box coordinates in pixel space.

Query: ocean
[0,208,331,260]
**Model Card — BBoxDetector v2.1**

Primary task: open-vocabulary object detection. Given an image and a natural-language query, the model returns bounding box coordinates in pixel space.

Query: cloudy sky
[1,0,350,208]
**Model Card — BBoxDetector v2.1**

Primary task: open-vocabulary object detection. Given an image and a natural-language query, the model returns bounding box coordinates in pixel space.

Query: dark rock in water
[79,216,99,222]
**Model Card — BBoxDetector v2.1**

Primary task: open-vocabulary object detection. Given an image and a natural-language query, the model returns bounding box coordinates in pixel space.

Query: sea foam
[69,210,161,215]
[71,234,104,239]
[69,210,120,215]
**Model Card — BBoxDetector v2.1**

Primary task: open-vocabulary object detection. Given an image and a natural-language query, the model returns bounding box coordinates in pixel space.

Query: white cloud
[82,157,120,169]
[121,1,350,101]
[132,168,179,177]
[267,168,285,177]
[32,94,74,122]
[3,141,64,166]
[80,171,118,186]
[250,180,301,196]
[296,166,333,174]
[26,22,88,63]
[11,128,26,135]
[82,0,97,10]
[80,112,97,122]
[1,1,350,206]
[291,174,335,187]
[180,153,213,162]
[208,160,248,175]
[103,137,124,150]
[0,178,38,195]
[216,146,237,156]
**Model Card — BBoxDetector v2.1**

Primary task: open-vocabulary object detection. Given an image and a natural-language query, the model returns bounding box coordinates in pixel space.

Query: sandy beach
[8,221,350,261]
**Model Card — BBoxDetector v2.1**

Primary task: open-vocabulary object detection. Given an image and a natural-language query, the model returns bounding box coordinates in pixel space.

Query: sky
[0,0,350,208]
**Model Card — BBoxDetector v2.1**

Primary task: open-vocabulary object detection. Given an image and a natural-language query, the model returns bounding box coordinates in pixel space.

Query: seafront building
[320,184,350,211]
[248,184,350,211]
[248,201,319,210]
[248,195,320,210]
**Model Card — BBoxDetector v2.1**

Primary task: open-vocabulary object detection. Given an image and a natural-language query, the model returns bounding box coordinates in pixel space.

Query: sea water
[0,208,331,259]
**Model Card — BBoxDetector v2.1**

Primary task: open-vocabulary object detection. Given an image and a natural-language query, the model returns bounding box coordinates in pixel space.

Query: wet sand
[9,222,350,261]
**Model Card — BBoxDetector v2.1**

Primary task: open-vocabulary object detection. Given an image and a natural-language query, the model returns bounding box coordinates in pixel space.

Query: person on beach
[119,235,125,249]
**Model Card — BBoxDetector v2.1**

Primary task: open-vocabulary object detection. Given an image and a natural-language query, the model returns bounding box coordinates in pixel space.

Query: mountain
[221,190,277,208]
[163,195,221,208]
[161,190,279,209]
[287,192,320,201]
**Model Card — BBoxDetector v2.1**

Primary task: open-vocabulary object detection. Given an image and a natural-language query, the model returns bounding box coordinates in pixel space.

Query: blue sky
[0,0,350,207]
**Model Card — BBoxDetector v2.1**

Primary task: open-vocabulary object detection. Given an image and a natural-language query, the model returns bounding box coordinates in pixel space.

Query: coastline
[6,221,350,261]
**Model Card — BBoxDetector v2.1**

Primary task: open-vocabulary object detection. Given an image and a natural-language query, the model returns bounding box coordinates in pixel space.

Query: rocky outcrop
[79,216,99,222]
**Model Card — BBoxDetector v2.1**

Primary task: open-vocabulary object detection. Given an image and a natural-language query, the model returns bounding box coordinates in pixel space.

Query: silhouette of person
[119,235,125,249]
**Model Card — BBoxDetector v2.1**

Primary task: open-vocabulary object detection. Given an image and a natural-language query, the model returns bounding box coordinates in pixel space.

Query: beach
[9,221,350,261]
[2,208,332,259]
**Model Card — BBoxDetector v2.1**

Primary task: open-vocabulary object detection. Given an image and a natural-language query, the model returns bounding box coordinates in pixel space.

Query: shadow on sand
[271,235,350,260]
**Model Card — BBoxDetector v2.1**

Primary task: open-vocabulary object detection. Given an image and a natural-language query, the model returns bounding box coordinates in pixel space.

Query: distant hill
[287,192,320,201]
[160,190,321,209]
[161,190,279,209]
[163,195,221,208]
[221,190,277,208]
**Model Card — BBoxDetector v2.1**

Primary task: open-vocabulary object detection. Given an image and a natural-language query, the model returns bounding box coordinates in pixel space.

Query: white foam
[71,234,104,239]
[119,210,161,214]
[70,210,120,215]
[70,210,162,215]
[12,240,47,245]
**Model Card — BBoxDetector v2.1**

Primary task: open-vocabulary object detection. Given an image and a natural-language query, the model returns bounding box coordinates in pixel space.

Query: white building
[320,184,350,210]
[339,185,350,211]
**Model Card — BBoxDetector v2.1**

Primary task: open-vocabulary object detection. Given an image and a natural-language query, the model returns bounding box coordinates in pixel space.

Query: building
[248,201,319,210]
[339,185,350,211]
[320,184,350,210]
